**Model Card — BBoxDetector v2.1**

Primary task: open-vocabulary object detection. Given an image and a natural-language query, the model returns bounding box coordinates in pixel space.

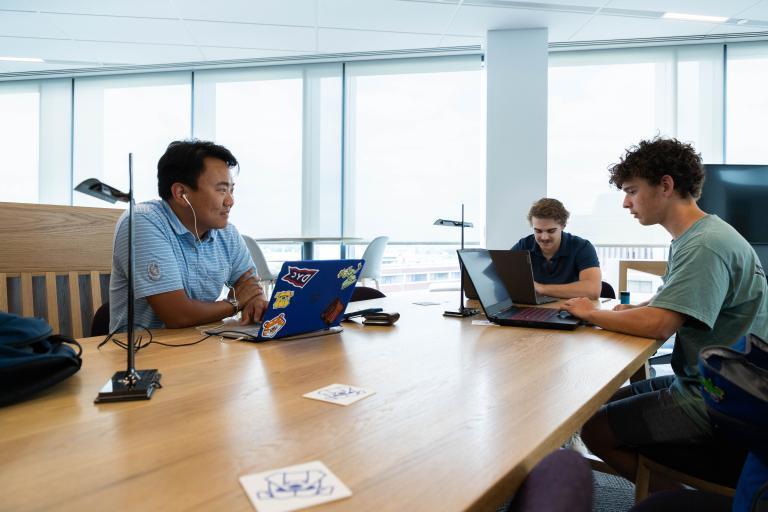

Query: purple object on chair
[508,449,593,512]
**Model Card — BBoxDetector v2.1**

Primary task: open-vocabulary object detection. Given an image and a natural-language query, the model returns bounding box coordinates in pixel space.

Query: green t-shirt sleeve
[649,245,729,330]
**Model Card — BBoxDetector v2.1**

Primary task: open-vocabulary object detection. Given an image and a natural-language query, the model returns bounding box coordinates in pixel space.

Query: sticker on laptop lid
[261,313,287,339]
[272,290,294,309]
[320,298,345,325]
[337,262,363,290]
[281,266,319,289]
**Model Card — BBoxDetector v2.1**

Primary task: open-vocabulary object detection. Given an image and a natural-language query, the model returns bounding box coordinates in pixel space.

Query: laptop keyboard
[506,307,558,321]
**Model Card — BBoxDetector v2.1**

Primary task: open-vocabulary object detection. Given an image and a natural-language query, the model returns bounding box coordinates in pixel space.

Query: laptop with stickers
[205,259,365,342]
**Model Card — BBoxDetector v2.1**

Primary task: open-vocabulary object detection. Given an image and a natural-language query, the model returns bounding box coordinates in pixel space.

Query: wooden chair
[633,438,746,503]
[618,259,668,382]
[0,202,122,338]
[634,454,737,502]
[618,260,667,293]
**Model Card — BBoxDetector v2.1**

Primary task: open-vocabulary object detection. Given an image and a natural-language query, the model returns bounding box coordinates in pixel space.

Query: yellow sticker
[273,290,295,309]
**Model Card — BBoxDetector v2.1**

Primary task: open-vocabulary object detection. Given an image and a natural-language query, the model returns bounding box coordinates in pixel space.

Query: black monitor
[700,164,768,245]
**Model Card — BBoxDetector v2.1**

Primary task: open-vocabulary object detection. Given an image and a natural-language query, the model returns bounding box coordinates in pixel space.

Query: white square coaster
[239,460,352,512]
[302,383,376,406]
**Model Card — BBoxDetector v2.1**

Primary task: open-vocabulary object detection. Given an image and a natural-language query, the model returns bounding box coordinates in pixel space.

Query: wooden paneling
[20,273,33,317]
[0,273,6,311]
[45,272,58,331]
[68,271,83,338]
[0,202,120,336]
[0,202,122,273]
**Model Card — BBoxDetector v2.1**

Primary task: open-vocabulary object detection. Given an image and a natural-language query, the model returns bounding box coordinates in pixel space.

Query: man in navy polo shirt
[510,198,602,299]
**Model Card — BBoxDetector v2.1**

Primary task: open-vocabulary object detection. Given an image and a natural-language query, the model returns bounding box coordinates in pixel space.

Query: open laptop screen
[457,249,514,317]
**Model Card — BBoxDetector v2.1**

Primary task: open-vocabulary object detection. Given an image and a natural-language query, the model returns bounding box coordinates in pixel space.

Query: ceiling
[1,0,768,75]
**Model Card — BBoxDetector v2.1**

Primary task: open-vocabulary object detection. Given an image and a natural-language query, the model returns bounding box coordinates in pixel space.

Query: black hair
[608,137,705,199]
[157,140,239,200]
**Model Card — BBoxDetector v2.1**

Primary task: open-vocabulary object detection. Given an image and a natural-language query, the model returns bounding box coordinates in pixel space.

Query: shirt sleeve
[113,212,184,300]
[575,240,600,272]
[227,227,257,284]
[649,245,729,330]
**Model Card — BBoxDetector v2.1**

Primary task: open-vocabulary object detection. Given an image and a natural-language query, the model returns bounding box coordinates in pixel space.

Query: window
[73,73,191,207]
[726,42,768,164]
[194,64,343,264]
[549,46,723,287]
[344,56,484,243]
[0,83,39,203]
[345,56,484,290]
[549,47,722,246]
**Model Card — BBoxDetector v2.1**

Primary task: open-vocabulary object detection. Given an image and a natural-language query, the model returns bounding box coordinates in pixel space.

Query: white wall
[485,29,548,249]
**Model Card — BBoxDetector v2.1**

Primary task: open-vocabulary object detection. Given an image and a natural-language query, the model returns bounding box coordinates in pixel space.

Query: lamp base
[443,308,479,318]
[94,369,162,403]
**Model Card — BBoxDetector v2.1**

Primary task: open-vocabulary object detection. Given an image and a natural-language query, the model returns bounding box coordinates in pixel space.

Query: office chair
[600,281,616,299]
[90,302,110,337]
[351,286,385,302]
[358,236,389,289]
[506,449,592,512]
[242,235,277,294]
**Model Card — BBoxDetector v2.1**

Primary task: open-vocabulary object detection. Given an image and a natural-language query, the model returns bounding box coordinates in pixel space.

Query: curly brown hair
[608,137,705,199]
[527,198,570,226]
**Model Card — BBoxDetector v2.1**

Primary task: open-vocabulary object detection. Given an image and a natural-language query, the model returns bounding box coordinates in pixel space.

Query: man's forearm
[163,299,235,328]
[539,280,601,300]
[147,290,237,329]
[583,306,674,340]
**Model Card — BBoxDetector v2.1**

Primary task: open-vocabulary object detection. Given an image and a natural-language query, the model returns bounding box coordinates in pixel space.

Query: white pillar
[485,29,548,249]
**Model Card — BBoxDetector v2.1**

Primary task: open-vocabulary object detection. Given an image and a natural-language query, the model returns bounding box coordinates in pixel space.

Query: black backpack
[0,311,82,406]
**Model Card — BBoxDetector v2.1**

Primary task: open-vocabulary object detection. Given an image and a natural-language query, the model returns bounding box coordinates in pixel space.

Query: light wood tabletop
[0,292,657,512]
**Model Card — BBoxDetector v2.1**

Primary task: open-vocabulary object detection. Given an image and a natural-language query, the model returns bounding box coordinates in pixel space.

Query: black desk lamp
[434,204,479,317]
[75,153,161,403]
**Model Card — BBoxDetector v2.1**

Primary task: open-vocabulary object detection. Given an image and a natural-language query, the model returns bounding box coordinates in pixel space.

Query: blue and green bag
[699,333,768,512]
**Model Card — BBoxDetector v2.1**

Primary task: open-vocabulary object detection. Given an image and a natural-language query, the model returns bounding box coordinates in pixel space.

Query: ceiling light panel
[662,12,728,23]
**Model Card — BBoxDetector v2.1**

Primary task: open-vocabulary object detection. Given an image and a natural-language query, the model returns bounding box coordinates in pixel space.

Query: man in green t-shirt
[562,137,768,488]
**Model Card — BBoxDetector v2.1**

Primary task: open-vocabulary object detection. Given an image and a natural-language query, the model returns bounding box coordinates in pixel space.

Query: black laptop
[489,250,558,305]
[457,249,579,330]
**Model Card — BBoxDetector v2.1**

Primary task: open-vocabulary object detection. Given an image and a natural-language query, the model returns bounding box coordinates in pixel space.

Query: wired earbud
[181,192,202,244]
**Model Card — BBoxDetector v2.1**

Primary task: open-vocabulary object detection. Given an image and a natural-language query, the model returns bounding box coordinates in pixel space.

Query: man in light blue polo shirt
[511,197,602,299]
[109,140,268,332]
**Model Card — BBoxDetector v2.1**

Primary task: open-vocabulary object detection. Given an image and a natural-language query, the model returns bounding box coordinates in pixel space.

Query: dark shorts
[605,376,713,448]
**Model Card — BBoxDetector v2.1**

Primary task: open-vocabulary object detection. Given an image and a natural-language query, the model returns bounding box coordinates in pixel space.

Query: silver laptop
[489,250,558,305]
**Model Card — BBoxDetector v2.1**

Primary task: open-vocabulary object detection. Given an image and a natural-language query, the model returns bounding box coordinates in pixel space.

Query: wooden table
[0,293,657,511]
[253,237,364,260]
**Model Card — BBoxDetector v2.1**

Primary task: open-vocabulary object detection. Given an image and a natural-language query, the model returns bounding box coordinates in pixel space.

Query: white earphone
[181,192,202,243]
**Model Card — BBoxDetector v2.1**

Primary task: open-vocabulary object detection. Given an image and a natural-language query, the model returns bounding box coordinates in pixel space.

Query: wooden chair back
[0,202,123,338]
[618,260,668,293]
[635,454,736,502]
